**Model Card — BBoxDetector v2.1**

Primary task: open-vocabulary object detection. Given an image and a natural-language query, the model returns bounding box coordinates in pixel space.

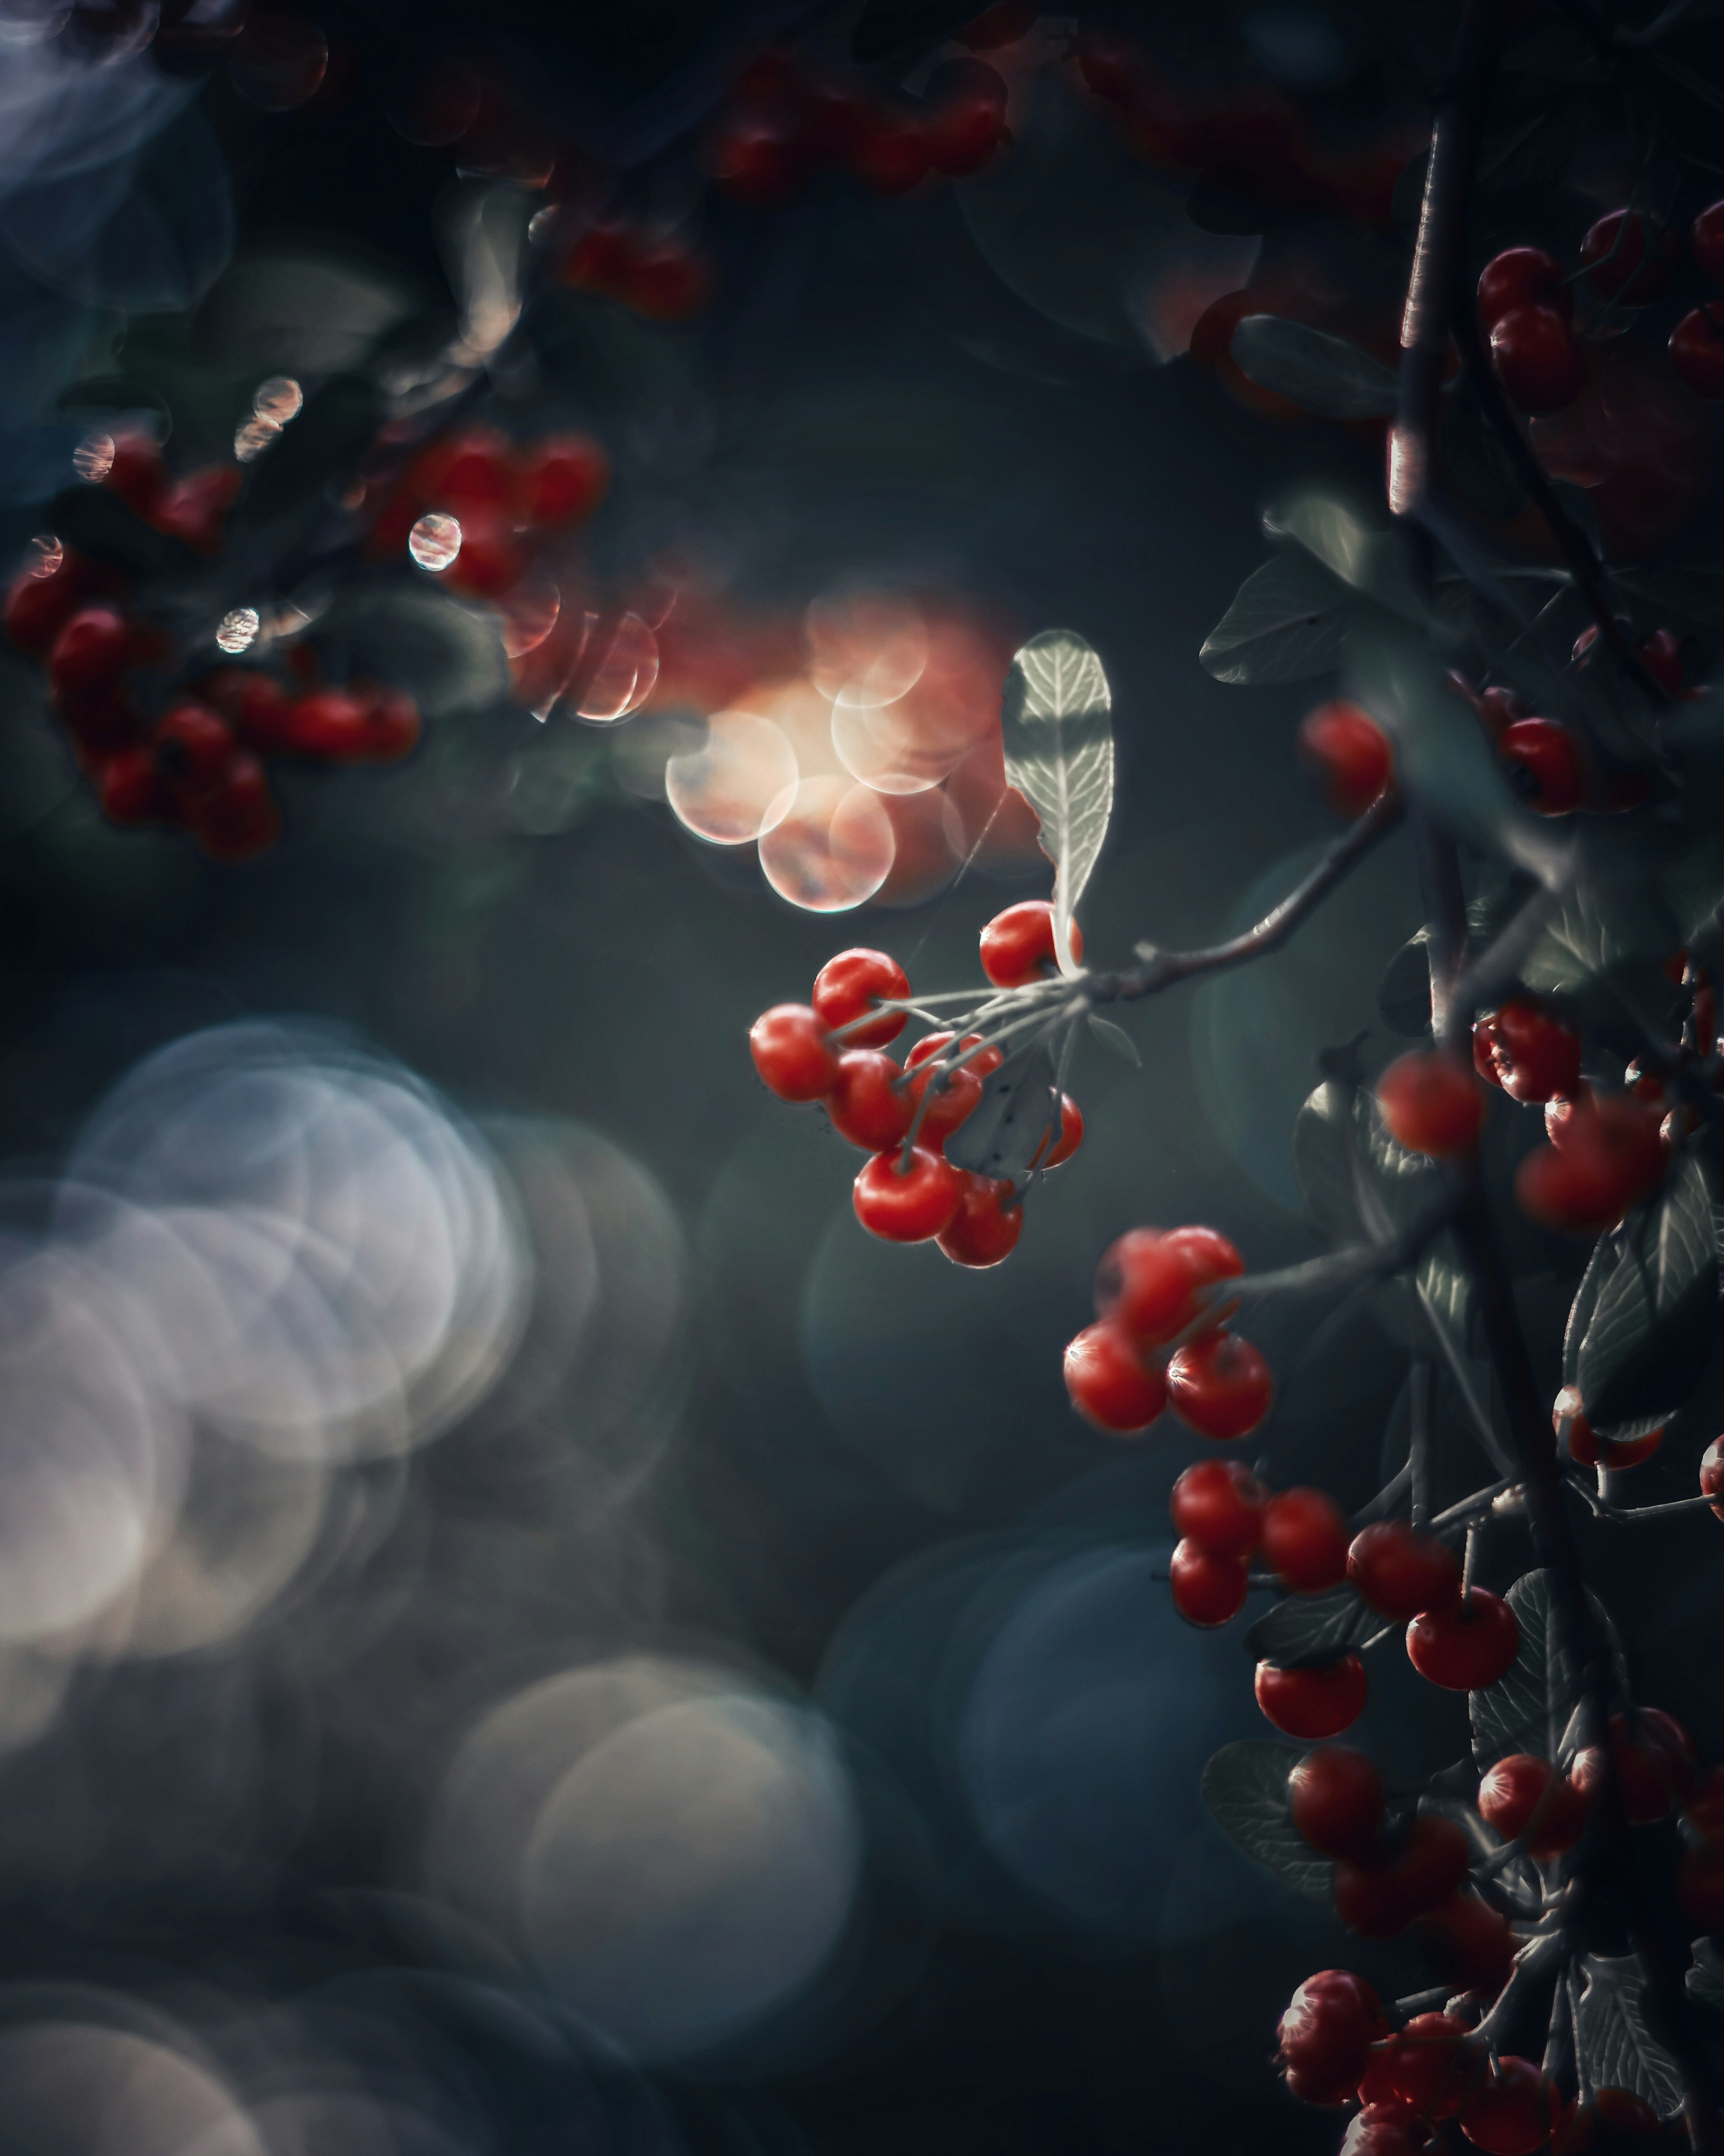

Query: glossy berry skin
[1638,627,1689,698]
[1377,1050,1483,1158]
[936,1173,1022,1268]
[1375,2013,1472,2117]
[1297,700,1393,816]
[813,947,910,1047]
[1500,716,1583,813]
[903,1039,983,1143]
[1472,1000,1581,1104]
[1288,1746,1384,1861]
[1096,1225,1243,1346]
[1478,1752,1586,1857]
[1476,247,1570,330]
[358,683,422,763]
[979,899,1083,986]
[1490,303,1584,414]
[1170,1458,1267,1557]
[1341,2103,1438,2156]
[1169,1538,1250,1627]
[101,431,167,516]
[1582,209,1676,303]
[1333,1814,1471,1938]
[1670,304,1724,399]
[1262,1487,1350,1593]
[1695,200,1724,281]
[1515,1095,1663,1232]
[1407,1589,1519,1691]
[852,1145,963,1243]
[1167,1331,1272,1442]
[1277,1969,1383,2101]
[443,510,524,600]
[515,435,609,528]
[1419,1890,1517,1999]
[1030,1093,1083,1169]
[48,605,132,694]
[1063,1321,1167,1433]
[749,1004,838,1101]
[1701,1436,1724,1521]
[1562,1403,1662,1471]
[827,1049,914,1151]
[923,59,1010,177]
[1254,1654,1367,1739]
[287,690,372,761]
[848,107,932,196]
[1347,1521,1460,1621]
[1460,2056,1556,2156]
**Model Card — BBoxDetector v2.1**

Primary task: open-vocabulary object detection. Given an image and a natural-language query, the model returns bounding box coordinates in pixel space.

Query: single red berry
[99,745,165,826]
[1170,1537,1250,1627]
[906,1031,1003,1078]
[1670,303,1724,399]
[515,435,609,529]
[1379,2012,1473,2118]
[1694,200,1724,281]
[1476,247,1570,330]
[287,689,373,762]
[979,899,1083,986]
[1582,209,1676,303]
[1460,2056,1555,2156]
[4,547,97,658]
[827,1049,914,1151]
[1341,2103,1438,2156]
[1167,1331,1272,1442]
[48,605,133,695]
[1333,1814,1472,1938]
[206,670,296,752]
[100,430,167,516]
[156,701,235,797]
[1637,626,1689,697]
[1478,1752,1586,1857]
[1029,1093,1084,1169]
[442,509,525,599]
[1502,715,1585,813]
[1473,1000,1581,1104]
[1347,1521,1460,1621]
[1561,1400,1663,1470]
[1096,1225,1243,1345]
[848,106,931,196]
[1489,303,1584,413]
[1377,1049,1483,1157]
[903,1036,984,1143]
[1288,1746,1384,1861]
[749,1004,838,1101]
[1700,1436,1724,1521]
[1277,1969,1383,2099]
[853,1145,963,1243]
[1297,699,1393,816]
[1261,1487,1351,1593]
[1419,1890,1517,1999]
[1170,1458,1267,1557]
[936,1172,1023,1268]
[1063,1321,1167,1433]
[1516,1094,1663,1231]
[813,947,910,1047]
[1255,1654,1368,1740]
[1407,1589,1519,1692]
[708,111,810,207]
[154,466,242,553]
[357,681,422,763]
[187,751,281,862]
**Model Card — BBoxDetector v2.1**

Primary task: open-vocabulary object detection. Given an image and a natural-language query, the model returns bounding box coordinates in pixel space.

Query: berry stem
[1410,1354,1434,1528]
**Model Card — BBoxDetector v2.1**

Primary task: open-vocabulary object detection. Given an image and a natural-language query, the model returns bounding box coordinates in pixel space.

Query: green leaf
[944,1040,1061,1178]
[1576,1155,1719,1431]
[1199,552,1348,686]
[1576,1954,1686,2120]
[1199,1741,1333,1900]
[1264,482,1426,623]
[324,586,509,720]
[1471,1570,1628,1767]
[1245,1588,1378,1670]
[1087,1014,1140,1067]
[1001,630,1114,981]
[1229,316,1400,419]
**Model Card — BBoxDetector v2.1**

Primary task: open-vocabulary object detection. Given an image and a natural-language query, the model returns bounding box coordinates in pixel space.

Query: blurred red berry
[1298,700,1393,815]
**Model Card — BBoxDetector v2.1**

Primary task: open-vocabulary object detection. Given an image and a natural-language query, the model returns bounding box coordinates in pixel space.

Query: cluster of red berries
[554,222,715,324]
[1063,1225,1272,1441]
[747,904,1084,1268]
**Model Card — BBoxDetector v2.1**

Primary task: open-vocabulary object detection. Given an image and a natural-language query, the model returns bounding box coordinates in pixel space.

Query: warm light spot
[73,432,115,484]
[757,777,895,913]
[574,613,659,723]
[216,608,260,655]
[253,375,303,424]
[497,574,560,660]
[409,511,463,573]
[805,586,928,708]
[26,536,62,579]
[234,415,281,463]
[665,711,800,845]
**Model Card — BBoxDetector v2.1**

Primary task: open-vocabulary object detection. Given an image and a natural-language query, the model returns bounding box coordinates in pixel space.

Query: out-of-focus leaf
[1265,482,1426,622]
[235,374,381,533]
[1576,1155,1719,1430]
[1230,316,1399,419]
[1199,1741,1333,1900]
[45,483,198,582]
[1087,1014,1140,1066]
[945,1039,1061,1178]
[1200,551,1348,684]
[323,586,508,720]
[1001,630,1113,980]
[1576,1955,1685,2120]
[198,251,419,376]
[1245,1588,1377,1669]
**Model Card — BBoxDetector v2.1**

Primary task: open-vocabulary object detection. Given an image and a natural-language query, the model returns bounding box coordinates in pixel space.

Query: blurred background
[1,3,1721,2153]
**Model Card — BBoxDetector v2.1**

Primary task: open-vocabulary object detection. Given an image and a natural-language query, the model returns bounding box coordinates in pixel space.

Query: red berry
[48,605,133,695]
[1472,1000,1581,1104]
[1095,1225,1243,1345]
[1347,1521,1460,1621]
[1418,1891,1517,1999]
[4,547,97,658]
[1670,304,1724,399]
[1167,1331,1272,1442]
[1377,1049,1484,1157]
[923,60,1010,178]
[1571,1710,1698,1824]
[1378,2012,1473,2117]
[1170,1459,1267,1557]
[1460,2056,1555,2156]
[515,435,609,529]
[1288,1746,1384,1861]
[1515,1094,1663,1231]
[1063,1321,1167,1434]
[1582,209,1676,303]
[1559,1397,1663,1470]
[813,947,910,1047]
[625,244,713,323]
[427,428,514,509]
[1277,1969,1383,2099]
[99,745,166,826]
[903,1035,984,1143]
[356,681,422,763]
[287,689,372,762]
[827,1049,914,1151]
[443,509,525,599]
[1262,1487,1351,1593]
[206,670,296,752]
[187,751,280,862]
[936,1172,1023,1268]
[1297,699,1393,816]
[1255,1654,1368,1740]
[852,1145,963,1243]
[1501,715,1583,812]
[154,466,241,553]
[1407,1589,1519,1691]
[1478,1752,1586,1857]
[979,899,1083,987]
[1169,1537,1250,1626]
[708,112,810,207]
[156,701,235,797]
[1490,303,1584,413]
[1700,1435,1724,1520]
[848,106,931,196]
[1333,1815,1471,1937]
[1694,199,1724,282]
[1476,247,1570,330]
[1341,2104,1438,2156]
[1029,1093,1084,1169]
[100,430,167,516]
[749,1004,838,1101]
